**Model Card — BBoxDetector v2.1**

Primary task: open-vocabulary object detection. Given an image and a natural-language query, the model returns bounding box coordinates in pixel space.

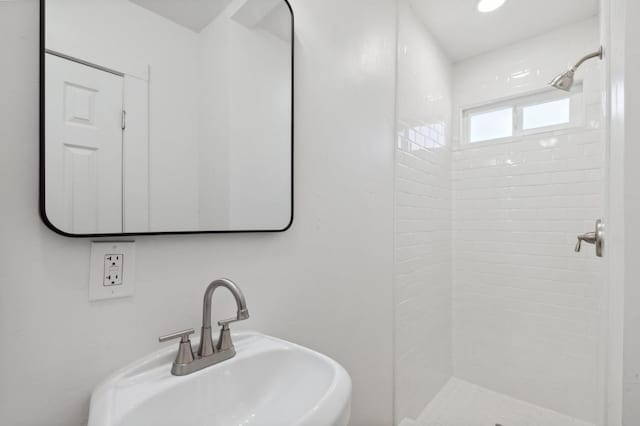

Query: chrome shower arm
[572,46,603,70]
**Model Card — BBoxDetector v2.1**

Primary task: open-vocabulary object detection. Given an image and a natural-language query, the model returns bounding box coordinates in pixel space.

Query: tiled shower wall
[451,18,605,422]
[394,0,453,421]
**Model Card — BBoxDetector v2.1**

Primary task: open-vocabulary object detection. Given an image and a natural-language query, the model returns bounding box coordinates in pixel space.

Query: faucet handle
[217,309,250,327]
[574,219,605,257]
[215,310,249,352]
[159,329,195,365]
[159,328,194,343]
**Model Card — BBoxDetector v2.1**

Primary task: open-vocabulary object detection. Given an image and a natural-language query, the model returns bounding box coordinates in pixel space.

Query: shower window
[522,98,571,130]
[468,107,514,143]
[462,83,584,144]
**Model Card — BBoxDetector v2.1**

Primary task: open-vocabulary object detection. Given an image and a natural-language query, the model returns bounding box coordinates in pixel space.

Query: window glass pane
[522,98,570,130]
[469,107,513,143]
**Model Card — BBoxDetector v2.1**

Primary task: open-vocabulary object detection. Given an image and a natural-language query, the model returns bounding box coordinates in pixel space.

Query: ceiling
[129,0,231,32]
[409,0,599,62]
[231,0,291,40]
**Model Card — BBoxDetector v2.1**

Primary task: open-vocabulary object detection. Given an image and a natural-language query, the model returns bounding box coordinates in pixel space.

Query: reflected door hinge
[121,110,126,130]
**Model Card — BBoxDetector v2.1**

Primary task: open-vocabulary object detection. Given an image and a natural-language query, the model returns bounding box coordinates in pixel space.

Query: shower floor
[400,378,595,426]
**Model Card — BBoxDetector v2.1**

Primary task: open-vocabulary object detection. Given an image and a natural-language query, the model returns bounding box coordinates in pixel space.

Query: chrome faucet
[199,278,250,357]
[158,278,250,376]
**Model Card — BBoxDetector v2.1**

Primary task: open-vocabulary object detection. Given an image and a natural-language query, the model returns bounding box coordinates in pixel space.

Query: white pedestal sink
[88,332,352,426]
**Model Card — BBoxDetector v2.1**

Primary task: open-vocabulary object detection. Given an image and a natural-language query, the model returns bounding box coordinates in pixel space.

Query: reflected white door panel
[45,53,124,234]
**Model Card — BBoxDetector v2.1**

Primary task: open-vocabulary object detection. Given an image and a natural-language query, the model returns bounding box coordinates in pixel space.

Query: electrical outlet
[90,242,135,301]
[103,254,123,286]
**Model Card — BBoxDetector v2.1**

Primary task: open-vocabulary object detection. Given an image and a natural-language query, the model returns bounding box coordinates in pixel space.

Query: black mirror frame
[39,0,294,238]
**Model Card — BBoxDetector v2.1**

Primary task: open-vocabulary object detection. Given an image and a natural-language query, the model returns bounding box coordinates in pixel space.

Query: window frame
[461,84,585,145]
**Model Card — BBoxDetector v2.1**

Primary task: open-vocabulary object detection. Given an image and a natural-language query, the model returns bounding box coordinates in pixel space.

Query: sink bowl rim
[88,331,352,426]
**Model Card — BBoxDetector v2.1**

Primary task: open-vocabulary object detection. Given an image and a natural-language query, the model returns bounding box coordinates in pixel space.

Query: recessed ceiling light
[477,0,506,13]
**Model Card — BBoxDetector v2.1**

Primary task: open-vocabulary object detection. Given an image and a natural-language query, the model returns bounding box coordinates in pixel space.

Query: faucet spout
[198,278,249,357]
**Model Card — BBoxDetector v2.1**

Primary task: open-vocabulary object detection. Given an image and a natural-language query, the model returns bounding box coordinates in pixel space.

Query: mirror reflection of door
[42,0,294,236]
[45,53,124,234]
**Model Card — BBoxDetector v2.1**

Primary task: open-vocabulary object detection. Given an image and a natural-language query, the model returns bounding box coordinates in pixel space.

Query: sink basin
[88,332,352,426]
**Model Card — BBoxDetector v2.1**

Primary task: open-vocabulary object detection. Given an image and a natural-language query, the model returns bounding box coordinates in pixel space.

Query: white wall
[197,0,292,230]
[0,1,397,425]
[601,1,624,423]
[394,0,453,422]
[451,18,606,422]
[197,5,232,229]
[622,0,640,424]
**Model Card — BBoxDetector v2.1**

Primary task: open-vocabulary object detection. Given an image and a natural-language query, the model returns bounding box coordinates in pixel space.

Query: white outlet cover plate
[89,242,136,301]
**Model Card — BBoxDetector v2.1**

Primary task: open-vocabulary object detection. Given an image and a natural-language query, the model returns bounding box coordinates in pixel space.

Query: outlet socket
[90,242,135,301]
[104,254,123,286]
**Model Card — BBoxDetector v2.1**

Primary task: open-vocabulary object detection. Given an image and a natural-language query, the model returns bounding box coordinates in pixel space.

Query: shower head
[549,69,576,92]
[549,46,603,92]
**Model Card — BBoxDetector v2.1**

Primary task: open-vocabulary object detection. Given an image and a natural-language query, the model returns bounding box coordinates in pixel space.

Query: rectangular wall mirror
[40,0,294,237]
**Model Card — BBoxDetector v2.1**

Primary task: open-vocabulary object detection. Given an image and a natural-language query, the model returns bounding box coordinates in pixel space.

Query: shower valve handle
[575,219,604,257]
